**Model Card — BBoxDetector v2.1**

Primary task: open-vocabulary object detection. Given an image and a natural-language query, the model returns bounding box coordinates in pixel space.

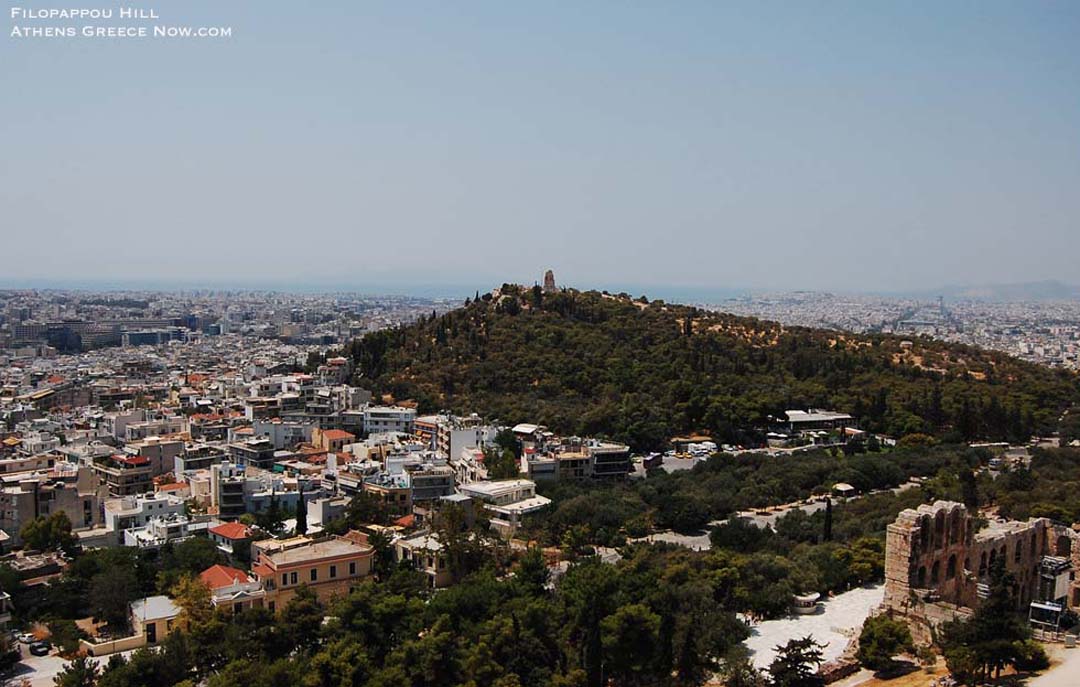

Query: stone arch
[931,560,941,585]
[919,516,931,551]
[947,555,957,580]
[950,509,962,544]
[917,565,927,588]
[935,511,946,549]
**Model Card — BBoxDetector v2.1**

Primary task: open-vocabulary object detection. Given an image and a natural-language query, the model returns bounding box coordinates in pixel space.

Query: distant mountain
[905,280,1080,303]
[347,285,1079,450]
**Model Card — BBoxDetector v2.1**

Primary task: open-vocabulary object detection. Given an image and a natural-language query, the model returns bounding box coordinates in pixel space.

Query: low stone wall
[821,659,860,684]
[80,633,146,656]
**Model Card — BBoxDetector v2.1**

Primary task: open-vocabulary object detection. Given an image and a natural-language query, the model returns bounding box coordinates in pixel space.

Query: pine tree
[295,485,308,536]
[769,636,825,687]
[959,469,979,511]
[823,497,833,542]
[54,654,99,687]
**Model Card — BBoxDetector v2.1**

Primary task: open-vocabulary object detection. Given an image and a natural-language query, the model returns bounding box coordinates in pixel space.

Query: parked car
[28,641,51,656]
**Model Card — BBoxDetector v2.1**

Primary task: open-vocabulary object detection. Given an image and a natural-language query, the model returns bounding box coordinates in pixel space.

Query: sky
[2,1,1079,297]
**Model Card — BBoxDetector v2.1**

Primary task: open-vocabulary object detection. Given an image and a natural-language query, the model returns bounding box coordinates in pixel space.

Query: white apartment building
[459,479,551,537]
[104,493,186,532]
[363,406,416,435]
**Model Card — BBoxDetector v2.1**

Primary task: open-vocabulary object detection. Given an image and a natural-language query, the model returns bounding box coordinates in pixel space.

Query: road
[1028,645,1080,687]
[8,644,141,687]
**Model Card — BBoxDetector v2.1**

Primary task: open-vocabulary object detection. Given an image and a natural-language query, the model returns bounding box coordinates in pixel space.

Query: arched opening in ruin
[935,512,945,549]
[947,555,957,580]
[1056,535,1072,558]
[950,510,961,544]
[917,565,927,588]
[931,560,941,585]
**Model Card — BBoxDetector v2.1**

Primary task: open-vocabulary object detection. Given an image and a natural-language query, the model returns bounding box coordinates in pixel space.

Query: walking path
[742,584,884,670]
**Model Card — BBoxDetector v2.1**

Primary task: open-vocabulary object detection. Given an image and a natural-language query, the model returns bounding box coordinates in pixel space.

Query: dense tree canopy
[348,286,1078,450]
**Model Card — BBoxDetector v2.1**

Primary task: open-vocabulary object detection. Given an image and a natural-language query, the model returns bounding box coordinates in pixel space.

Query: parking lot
[8,643,68,687]
[5,639,135,687]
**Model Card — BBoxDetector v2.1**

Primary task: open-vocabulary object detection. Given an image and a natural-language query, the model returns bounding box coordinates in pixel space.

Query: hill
[347,284,1079,450]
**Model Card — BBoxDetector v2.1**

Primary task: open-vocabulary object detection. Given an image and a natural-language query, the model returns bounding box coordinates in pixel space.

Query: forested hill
[347,284,1079,450]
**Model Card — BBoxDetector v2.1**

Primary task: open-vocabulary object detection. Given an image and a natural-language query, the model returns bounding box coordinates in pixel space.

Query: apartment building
[104,492,186,531]
[362,473,413,517]
[122,514,200,549]
[451,447,488,484]
[459,479,551,537]
[0,466,105,543]
[124,437,184,477]
[408,463,456,502]
[92,454,153,497]
[124,416,188,442]
[363,406,416,435]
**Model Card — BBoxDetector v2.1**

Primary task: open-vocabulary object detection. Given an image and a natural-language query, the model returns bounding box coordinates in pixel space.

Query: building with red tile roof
[199,564,266,612]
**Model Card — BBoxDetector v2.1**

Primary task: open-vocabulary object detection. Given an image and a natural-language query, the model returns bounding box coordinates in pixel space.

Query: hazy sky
[3,1,1078,296]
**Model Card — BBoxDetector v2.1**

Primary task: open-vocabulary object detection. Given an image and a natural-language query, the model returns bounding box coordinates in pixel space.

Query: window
[290,571,298,585]
[282,573,288,586]
[329,565,337,579]
[349,562,356,576]
[310,568,318,582]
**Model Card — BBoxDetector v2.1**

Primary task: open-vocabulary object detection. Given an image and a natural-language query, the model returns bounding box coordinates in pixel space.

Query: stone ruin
[881,500,1080,643]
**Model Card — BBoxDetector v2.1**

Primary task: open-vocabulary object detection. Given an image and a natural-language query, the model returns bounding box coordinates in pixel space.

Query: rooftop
[209,522,251,540]
[264,536,372,567]
[200,564,252,590]
[131,595,179,621]
[461,479,536,497]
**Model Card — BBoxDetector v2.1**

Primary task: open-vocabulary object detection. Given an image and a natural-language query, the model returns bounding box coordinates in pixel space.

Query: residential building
[131,595,180,645]
[0,464,105,537]
[395,532,452,588]
[362,473,412,516]
[104,491,182,526]
[208,521,253,557]
[122,514,200,549]
[92,454,153,497]
[312,427,356,453]
[459,479,551,537]
[200,564,266,613]
[249,532,375,609]
[363,406,416,435]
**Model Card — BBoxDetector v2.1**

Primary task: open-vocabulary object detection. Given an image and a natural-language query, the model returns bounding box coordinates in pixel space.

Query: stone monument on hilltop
[543,269,556,293]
